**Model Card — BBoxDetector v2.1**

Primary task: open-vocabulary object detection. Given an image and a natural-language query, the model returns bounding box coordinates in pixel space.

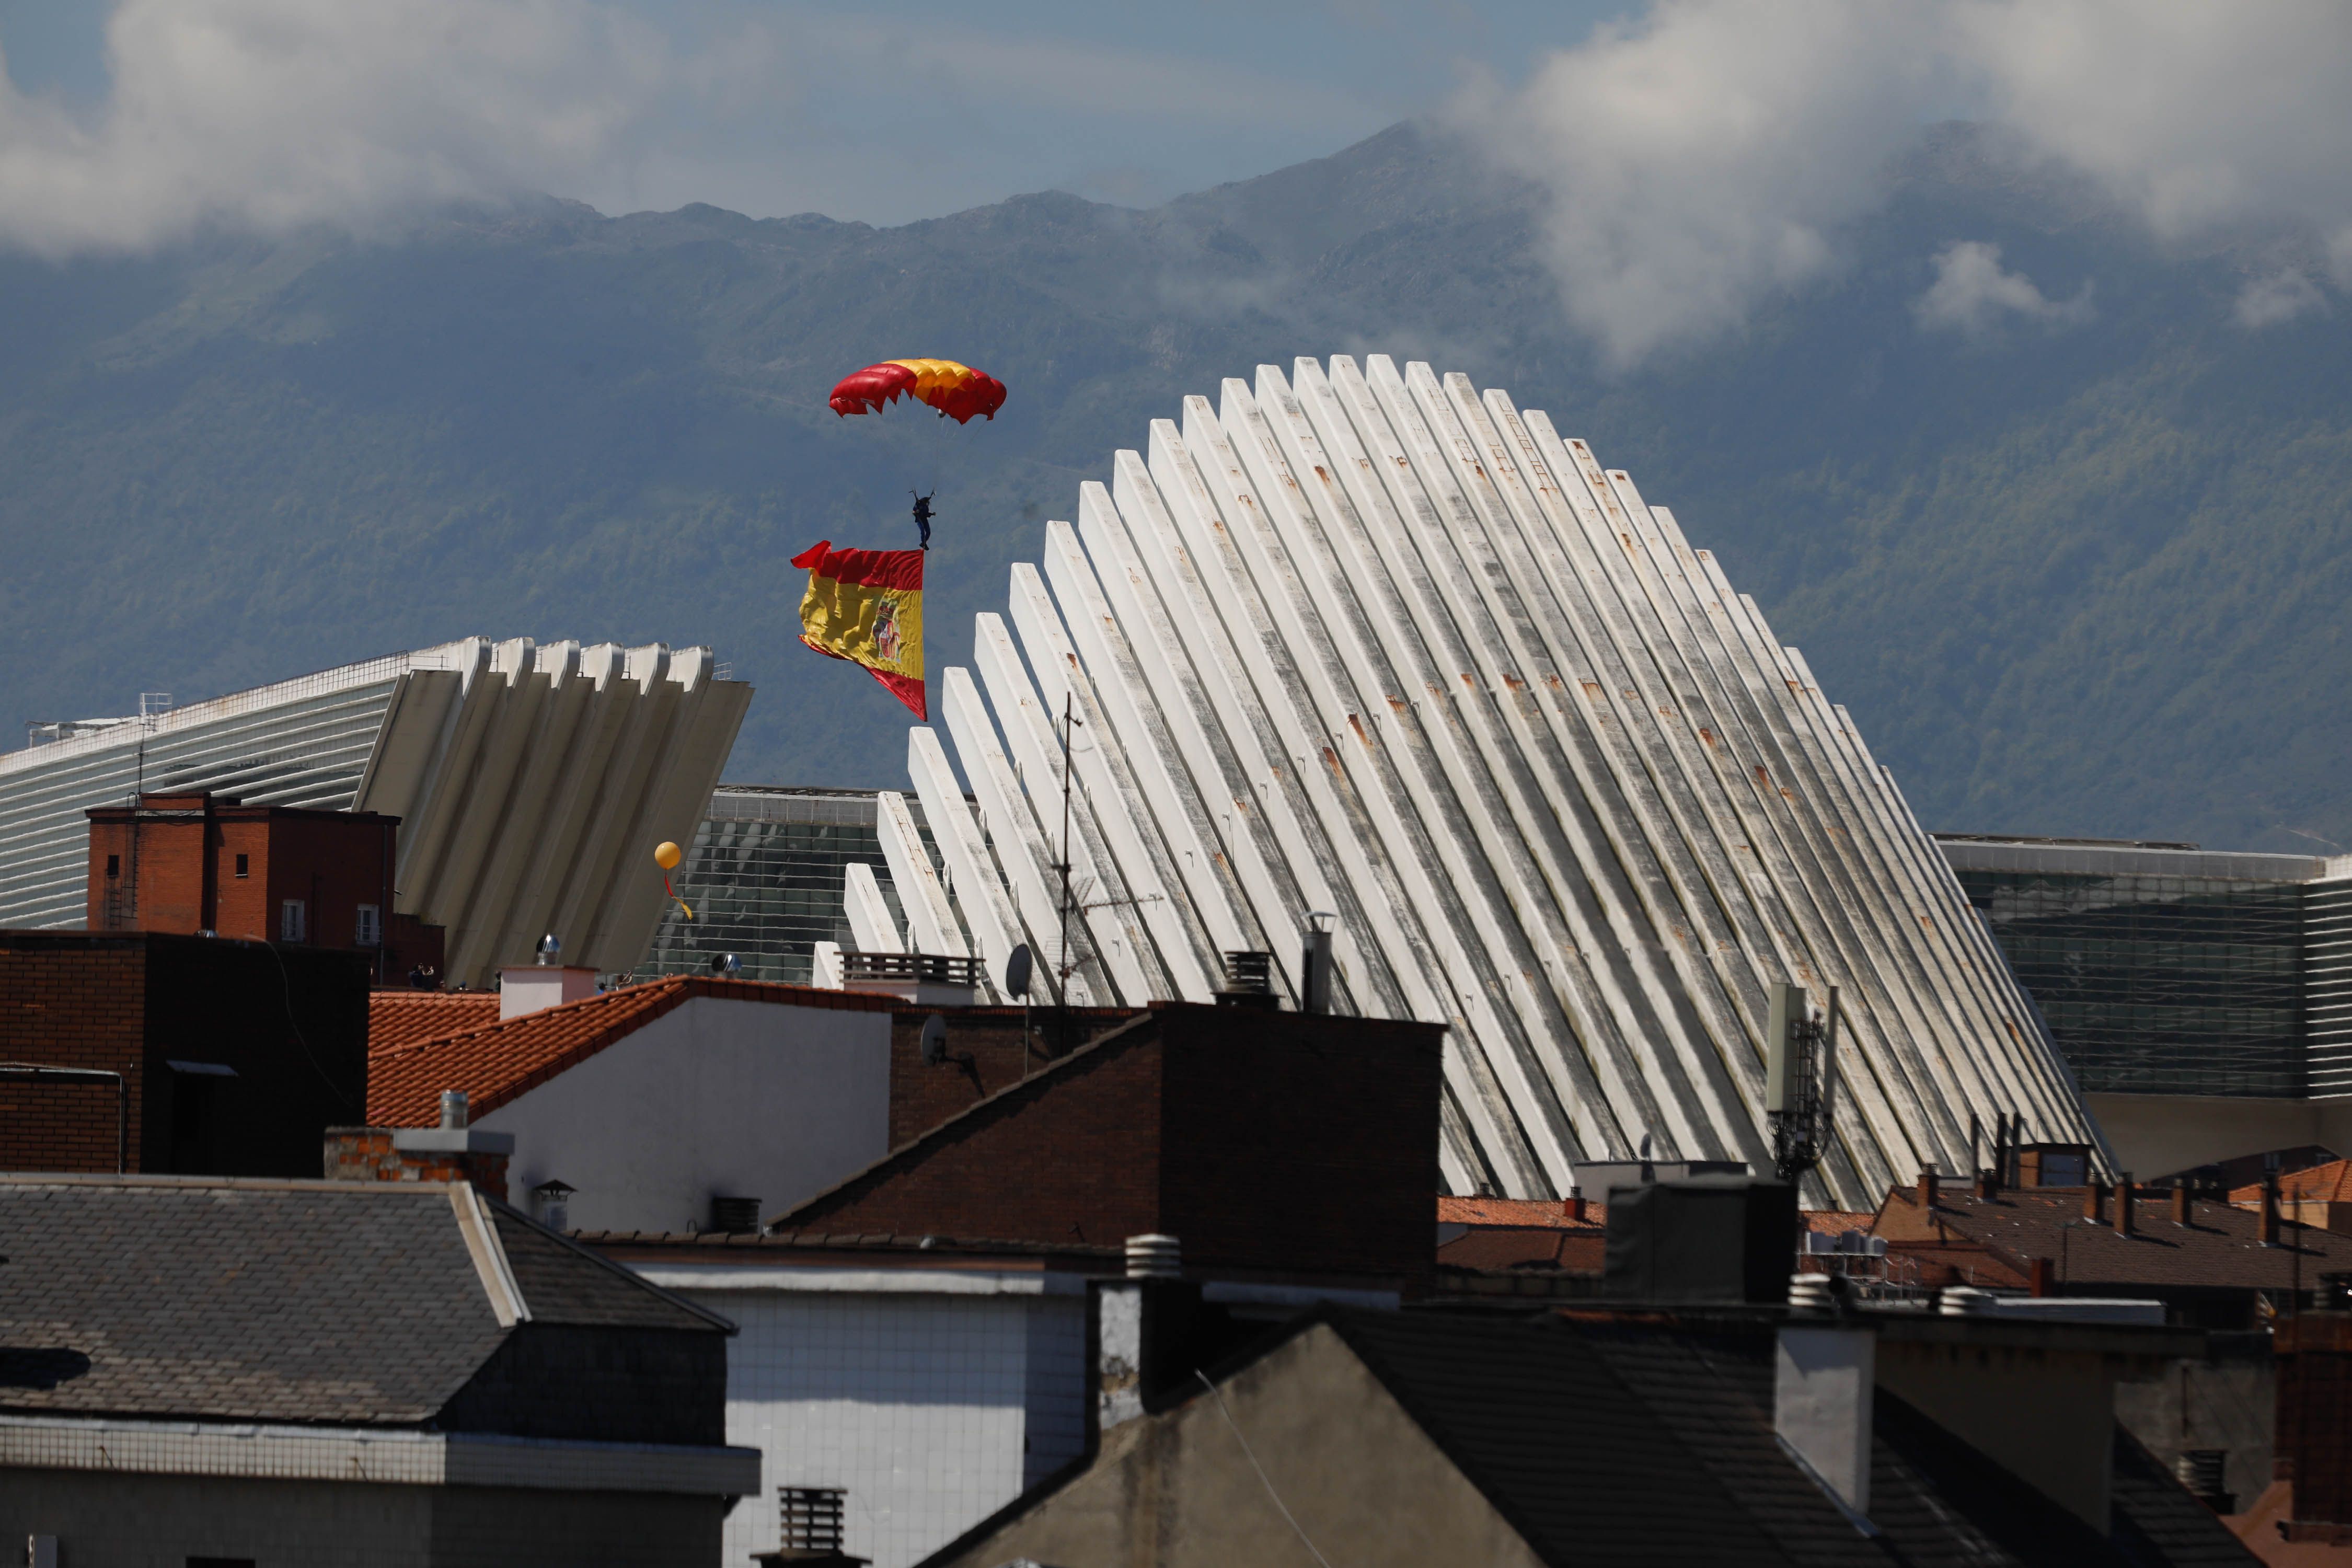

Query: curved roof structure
[898,354,2100,1206]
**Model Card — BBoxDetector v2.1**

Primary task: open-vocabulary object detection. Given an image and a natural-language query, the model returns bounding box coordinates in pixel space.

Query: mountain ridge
[1,120,2345,852]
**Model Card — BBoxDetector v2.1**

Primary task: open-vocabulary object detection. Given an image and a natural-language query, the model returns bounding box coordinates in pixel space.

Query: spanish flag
[793,541,926,718]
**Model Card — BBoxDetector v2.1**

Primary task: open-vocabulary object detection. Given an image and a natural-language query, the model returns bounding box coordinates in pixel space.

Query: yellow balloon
[654,841,683,870]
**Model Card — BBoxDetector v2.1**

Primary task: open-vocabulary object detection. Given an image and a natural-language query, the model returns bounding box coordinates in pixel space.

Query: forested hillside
[2,122,2345,851]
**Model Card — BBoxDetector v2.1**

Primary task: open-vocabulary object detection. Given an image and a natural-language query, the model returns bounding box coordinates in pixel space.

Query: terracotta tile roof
[368,990,500,1053]
[1805,1210,1878,1237]
[2230,1158,2352,1206]
[365,975,894,1126]
[1437,1226,1606,1274]
[1437,1196,1600,1230]
[1875,1185,2352,1292]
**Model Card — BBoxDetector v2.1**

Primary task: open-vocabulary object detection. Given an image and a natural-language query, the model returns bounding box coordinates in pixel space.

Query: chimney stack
[440,1090,468,1130]
[2084,1179,2106,1225]
[1777,1324,1875,1515]
[2173,1184,2193,1225]
[2116,1174,2135,1237]
[2264,1175,2283,1247]
[1917,1167,1939,1212]
[2030,1256,2054,1298]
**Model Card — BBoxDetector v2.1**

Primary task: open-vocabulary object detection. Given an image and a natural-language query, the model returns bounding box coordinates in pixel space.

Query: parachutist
[910,488,936,551]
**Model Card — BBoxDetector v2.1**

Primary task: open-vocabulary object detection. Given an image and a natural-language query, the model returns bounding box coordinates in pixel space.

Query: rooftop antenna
[1766,982,1840,1186]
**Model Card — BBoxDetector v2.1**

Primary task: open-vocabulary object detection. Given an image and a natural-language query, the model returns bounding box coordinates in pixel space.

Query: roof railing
[838,950,983,988]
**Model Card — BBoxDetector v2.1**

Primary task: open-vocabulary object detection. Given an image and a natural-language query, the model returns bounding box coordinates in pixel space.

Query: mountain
[1,122,2347,853]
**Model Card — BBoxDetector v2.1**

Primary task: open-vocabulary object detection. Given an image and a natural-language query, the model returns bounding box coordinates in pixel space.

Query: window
[105,854,119,879]
[779,1488,847,1554]
[233,852,249,879]
[355,904,382,948]
[280,899,307,942]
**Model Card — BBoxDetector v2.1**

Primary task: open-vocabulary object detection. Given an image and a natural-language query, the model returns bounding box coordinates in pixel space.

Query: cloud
[0,0,682,256]
[2235,269,2330,330]
[1913,241,2093,336]
[1462,0,2352,366]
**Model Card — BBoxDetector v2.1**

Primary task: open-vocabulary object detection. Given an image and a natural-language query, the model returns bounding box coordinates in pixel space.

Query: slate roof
[0,1175,723,1426]
[366,974,893,1125]
[1322,1309,2253,1567]
[1877,1185,2352,1291]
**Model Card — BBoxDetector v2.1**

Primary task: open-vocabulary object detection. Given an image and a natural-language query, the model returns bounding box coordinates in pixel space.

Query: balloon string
[664,870,694,921]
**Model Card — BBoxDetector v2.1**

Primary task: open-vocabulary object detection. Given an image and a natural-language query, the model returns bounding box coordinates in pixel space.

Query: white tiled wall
[690,1289,1087,1568]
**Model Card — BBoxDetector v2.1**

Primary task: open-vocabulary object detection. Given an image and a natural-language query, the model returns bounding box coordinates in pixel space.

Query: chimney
[2084,1179,2107,1225]
[1975,1168,1996,1201]
[441,1089,468,1129]
[1565,1195,1587,1225]
[2275,1314,2352,1538]
[2264,1175,2282,1247]
[1777,1324,1875,1515]
[2116,1174,2135,1238]
[1299,913,1335,1015]
[1095,1237,1203,1436]
[500,936,599,1019]
[2030,1256,2054,1298]
[531,1178,575,1231]
[2173,1183,2193,1224]
[1917,1167,1939,1212]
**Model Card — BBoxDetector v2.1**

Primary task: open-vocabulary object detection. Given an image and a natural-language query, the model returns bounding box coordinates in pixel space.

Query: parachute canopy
[830,359,1007,424]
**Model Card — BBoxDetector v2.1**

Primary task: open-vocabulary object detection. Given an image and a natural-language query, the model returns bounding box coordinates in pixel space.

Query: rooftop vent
[1216,951,1277,1009]
[1125,1233,1181,1279]
[536,933,561,965]
[710,1195,763,1235]
[531,1179,574,1231]
[439,1090,468,1131]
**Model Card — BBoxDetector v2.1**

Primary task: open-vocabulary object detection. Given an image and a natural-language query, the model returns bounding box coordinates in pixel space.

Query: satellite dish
[709,953,740,976]
[1002,943,1033,1000]
[920,1013,950,1066]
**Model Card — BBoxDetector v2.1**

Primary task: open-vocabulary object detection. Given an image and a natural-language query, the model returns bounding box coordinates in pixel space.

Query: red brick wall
[324,1127,509,1195]
[795,1023,1167,1247]
[804,1004,1446,1283]
[887,1007,1139,1147]
[0,937,146,1171]
[1156,1006,1444,1283]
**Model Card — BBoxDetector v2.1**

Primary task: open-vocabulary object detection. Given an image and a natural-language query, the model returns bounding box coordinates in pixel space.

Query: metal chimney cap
[530,1178,575,1199]
[1124,1233,1181,1279]
[438,1090,469,1130]
[536,934,561,965]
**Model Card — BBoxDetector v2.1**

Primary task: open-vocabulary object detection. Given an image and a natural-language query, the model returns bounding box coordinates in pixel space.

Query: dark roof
[1328,1309,2253,1567]
[1434,1226,1605,1273]
[1881,1186,2352,1290]
[0,1175,723,1426]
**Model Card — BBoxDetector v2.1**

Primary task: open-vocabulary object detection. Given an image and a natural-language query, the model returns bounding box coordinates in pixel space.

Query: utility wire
[1195,1370,1336,1568]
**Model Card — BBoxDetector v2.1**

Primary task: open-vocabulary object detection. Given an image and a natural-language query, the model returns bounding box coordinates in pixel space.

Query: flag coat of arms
[792,541,926,718]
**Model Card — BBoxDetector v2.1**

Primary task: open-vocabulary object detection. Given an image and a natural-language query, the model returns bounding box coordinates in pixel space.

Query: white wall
[674,1285,1088,1568]
[486,996,889,1233]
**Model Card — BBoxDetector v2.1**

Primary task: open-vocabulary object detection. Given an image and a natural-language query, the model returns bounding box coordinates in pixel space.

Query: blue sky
[0,0,1633,224]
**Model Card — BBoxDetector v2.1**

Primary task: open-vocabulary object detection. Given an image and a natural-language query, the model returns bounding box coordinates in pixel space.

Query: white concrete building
[905,354,2104,1208]
[0,636,750,986]
[366,977,894,1233]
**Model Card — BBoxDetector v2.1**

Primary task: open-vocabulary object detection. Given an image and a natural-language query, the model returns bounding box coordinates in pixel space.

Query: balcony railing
[839,950,983,988]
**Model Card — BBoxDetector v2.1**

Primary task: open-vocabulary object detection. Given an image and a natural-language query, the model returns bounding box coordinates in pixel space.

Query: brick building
[86,790,442,981]
[0,930,370,1175]
[788,1002,1447,1285]
[584,1001,1447,1568]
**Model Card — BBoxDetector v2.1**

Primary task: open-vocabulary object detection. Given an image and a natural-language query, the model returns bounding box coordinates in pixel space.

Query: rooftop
[2230,1158,2352,1206]
[365,974,893,1125]
[0,1174,722,1427]
[1876,1184,2352,1292]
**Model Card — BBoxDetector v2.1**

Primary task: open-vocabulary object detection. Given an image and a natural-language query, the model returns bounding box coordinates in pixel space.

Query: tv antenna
[1766,982,1840,1183]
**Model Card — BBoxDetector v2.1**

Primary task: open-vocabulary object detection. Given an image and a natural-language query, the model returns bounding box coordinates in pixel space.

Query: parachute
[830,359,1007,424]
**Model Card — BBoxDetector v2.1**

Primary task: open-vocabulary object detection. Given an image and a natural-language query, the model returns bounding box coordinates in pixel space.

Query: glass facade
[637,788,933,985]
[1953,866,2307,1098]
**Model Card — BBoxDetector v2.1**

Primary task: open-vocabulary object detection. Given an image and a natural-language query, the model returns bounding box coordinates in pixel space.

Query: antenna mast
[1766,983,1840,1184]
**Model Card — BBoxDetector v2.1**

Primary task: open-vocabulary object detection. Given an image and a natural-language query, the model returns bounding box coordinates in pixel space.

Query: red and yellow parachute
[829,359,1007,424]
